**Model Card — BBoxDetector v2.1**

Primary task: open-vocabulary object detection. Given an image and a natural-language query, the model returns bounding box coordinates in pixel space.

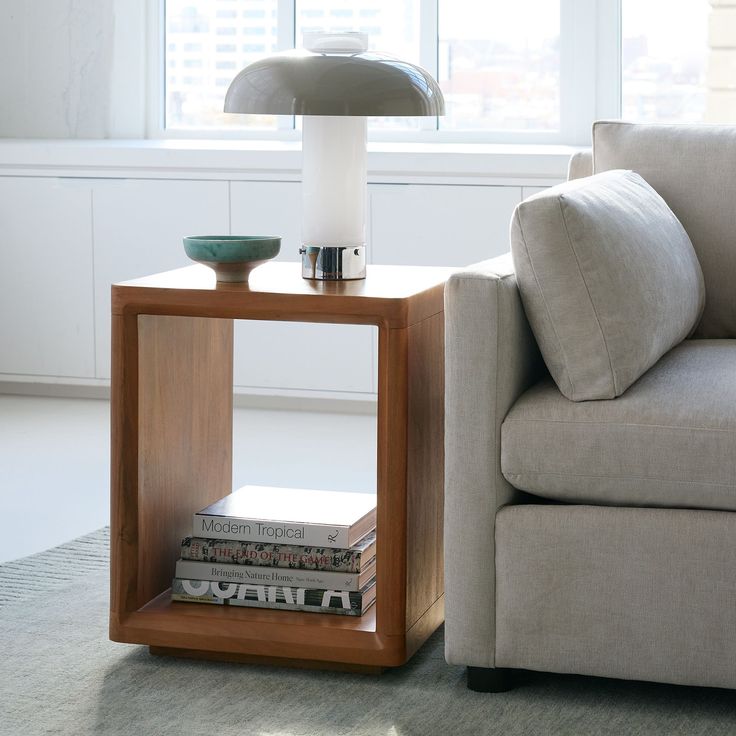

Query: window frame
[148,0,623,145]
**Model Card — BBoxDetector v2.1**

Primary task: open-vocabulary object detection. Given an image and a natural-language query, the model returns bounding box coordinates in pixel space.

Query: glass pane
[295,0,421,131]
[438,0,560,132]
[165,0,279,130]
[622,0,709,123]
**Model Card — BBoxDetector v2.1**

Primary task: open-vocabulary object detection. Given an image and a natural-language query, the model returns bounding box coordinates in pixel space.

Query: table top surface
[115,261,457,301]
[113,262,457,326]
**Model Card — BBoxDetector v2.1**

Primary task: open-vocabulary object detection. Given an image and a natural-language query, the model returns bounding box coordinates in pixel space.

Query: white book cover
[175,558,376,592]
[192,485,377,548]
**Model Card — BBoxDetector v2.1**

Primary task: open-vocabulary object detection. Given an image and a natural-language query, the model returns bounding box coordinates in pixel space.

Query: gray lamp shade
[224,50,444,117]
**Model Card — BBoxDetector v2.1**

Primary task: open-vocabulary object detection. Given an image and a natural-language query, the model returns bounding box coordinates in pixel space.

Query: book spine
[192,514,349,547]
[180,537,363,573]
[175,560,364,591]
[171,578,372,616]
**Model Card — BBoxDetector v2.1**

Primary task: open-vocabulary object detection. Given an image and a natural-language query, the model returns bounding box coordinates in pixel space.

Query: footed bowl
[183,235,281,282]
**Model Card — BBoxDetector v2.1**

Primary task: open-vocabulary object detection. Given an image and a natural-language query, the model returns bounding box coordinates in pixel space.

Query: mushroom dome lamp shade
[224,33,444,280]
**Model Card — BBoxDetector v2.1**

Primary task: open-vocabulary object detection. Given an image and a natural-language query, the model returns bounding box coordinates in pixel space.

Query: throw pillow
[510,169,705,401]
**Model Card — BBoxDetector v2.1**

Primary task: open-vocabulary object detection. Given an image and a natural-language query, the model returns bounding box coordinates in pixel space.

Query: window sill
[0,138,584,185]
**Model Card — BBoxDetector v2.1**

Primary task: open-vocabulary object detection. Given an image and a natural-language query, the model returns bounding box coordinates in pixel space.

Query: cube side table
[110,262,453,670]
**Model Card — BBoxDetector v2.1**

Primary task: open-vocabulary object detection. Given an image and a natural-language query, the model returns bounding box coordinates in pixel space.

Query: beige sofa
[444,121,736,692]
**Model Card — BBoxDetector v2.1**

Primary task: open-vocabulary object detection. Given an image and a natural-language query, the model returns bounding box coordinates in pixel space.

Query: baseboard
[0,380,110,400]
[0,380,378,415]
[232,391,377,415]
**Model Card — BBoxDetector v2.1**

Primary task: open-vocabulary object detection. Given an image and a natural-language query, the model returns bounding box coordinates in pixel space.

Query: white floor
[0,394,377,564]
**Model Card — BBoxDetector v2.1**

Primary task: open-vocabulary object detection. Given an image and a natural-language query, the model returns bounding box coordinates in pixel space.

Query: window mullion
[276,0,295,131]
[560,0,597,146]
[148,0,166,137]
[561,0,622,147]
[595,0,622,121]
[419,0,439,131]
[276,0,295,50]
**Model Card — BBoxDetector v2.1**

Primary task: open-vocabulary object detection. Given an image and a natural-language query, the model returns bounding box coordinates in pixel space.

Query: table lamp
[224,32,444,280]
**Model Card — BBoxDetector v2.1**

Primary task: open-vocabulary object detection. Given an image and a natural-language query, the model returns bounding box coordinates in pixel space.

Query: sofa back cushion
[510,169,704,401]
[593,121,736,338]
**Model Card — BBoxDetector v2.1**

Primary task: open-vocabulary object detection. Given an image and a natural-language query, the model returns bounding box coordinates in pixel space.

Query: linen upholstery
[510,169,704,401]
[502,340,736,510]
[495,504,736,690]
[567,150,592,180]
[593,120,736,338]
[443,253,543,668]
[444,125,736,691]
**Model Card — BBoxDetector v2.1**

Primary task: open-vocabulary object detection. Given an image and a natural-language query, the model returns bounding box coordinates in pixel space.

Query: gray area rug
[3,530,736,736]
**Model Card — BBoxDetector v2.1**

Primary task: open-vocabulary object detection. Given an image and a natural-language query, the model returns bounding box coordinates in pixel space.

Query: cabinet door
[230,181,374,395]
[369,184,521,266]
[230,181,303,262]
[93,179,229,378]
[368,183,521,391]
[0,177,95,378]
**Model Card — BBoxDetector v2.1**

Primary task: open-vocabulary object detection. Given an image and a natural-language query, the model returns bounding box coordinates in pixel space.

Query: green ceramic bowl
[183,235,281,282]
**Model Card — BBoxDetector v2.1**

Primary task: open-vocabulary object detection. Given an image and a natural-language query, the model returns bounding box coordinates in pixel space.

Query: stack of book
[171,485,377,616]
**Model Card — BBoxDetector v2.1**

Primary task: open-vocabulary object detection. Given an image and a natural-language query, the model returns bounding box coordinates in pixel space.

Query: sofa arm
[444,253,543,667]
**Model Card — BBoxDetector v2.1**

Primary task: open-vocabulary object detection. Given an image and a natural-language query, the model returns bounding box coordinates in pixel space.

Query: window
[622,0,707,124]
[438,0,560,132]
[161,0,564,137]
[165,0,280,131]
[158,1,736,141]
[295,0,422,132]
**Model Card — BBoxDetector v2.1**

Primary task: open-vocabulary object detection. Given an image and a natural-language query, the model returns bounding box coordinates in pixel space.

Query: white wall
[0,0,146,138]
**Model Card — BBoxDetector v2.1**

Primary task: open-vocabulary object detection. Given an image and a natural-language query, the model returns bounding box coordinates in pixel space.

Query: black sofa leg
[467,667,514,693]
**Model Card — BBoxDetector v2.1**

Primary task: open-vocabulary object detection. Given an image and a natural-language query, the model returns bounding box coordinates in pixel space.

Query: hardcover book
[192,485,377,548]
[180,529,376,573]
[174,556,376,592]
[171,577,376,616]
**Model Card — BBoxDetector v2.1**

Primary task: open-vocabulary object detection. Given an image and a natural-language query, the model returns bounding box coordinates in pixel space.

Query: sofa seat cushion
[501,340,736,511]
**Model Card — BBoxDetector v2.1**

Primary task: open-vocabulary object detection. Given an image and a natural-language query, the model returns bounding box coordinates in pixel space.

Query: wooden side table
[110,261,453,670]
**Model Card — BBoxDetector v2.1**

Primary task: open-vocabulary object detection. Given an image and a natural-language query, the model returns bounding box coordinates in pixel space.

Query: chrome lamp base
[299,245,366,281]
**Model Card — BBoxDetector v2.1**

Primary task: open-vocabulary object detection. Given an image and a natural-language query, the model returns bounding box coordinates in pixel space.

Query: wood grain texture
[112,263,452,329]
[136,316,233,607]
[406,311,445,628]
[149,646,384,673]
[117,592,407,666]
[110,264,451,667]
[406,595,445,660]
[375,324,409,638]
[110,313,140,621]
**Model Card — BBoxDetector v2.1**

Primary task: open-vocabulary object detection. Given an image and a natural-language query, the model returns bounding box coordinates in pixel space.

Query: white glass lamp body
[223,31,444,278]
[301,115,367,249]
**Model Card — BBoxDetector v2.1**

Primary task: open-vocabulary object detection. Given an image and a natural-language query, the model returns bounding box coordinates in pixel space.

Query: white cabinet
[92,179,229,378]
[367,183,521,391]
[230,181,302,262]
[229,319,375,395]
[369,184,521,266]
[0,177,95,378]
[230,181,374,395]
[0,175,527,397]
